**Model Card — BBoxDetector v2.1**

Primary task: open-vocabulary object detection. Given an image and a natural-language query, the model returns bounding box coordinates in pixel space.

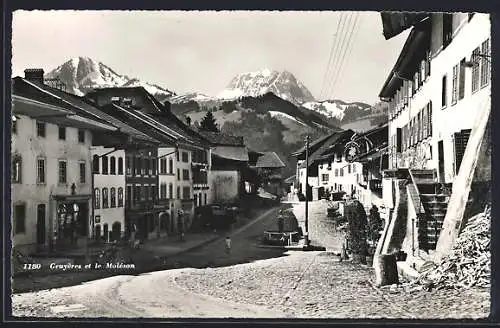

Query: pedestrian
[225,236,231,254]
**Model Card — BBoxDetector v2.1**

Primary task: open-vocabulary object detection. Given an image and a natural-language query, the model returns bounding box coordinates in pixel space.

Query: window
[93,155,100,174]
[118,187,124,207]
[160,184,167,199]
[160,158,167,174]
[14,204,26,234]
[443,13,453,48]
[58,160,67,184]
[142,185,147,201]
[135,157,141,175]
[36,121,46,137]
[58,126,66,140]
[322,174,329,184]
[126,156,131,175]
[396,128,402,152]
[176,150,179,161]
[134,185,141,203]
[451,64,459,105]
[169,159,174,174]
[472,47,481,93]
[177,186,181,199]
[169,183,173,199]
[102,156,108,175]
[110,156,116,175]
[12,156,22,183]
[110,187,116,208]
[335,168,338,177]
[183,169,190,180]
[37,158,46,184]
[118,157,124,175]
[142,158,148,175]
[177,169,180,180]
[353,164,356,173]
[348,165,351,174]
[480,39,490,87]
[204,193,207,205]
[183,186,190,199]
[423,107,428,138]
[102,188,109,208]
[441,75,447,107]
[151,185,156,202]
[78,129,85,143]
[340,168,344,177]
[458,58,466,100]
[151,158,156,175]
[182,152,189,163]
[94,188,101,209]
[79,161,86,183]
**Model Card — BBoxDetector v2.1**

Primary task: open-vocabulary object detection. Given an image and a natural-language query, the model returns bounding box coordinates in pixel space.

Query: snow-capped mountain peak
[302,99,372,120]
[216,68,315,105]
[44,57,175,100]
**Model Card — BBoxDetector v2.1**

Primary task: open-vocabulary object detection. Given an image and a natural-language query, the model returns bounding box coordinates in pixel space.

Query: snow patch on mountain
[302,100,371,120]
[169,92,213,104]
[45,57,175,99]
[269,110,307,126]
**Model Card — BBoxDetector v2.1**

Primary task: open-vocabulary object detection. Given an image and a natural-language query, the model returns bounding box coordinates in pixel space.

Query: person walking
[225,236,231,254]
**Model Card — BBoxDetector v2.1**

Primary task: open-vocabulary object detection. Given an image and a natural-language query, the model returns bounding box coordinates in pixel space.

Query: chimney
[24,68,45,84]
[186,116,192,126]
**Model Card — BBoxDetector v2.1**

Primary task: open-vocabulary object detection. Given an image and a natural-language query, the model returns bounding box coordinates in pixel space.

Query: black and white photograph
[9,10,491,319]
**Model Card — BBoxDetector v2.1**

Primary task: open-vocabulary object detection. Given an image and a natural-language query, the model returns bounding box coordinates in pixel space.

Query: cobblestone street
[11,200,489,319]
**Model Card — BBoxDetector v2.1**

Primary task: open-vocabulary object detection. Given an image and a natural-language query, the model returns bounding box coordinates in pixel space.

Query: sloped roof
[299,130,355,169]
[87,86,165,112]
[15,78,160,144]
[291,133,334,157]
[199,131,245,146]
[211,146,249,162]
[253,152,286,168]
[381,12,430,40]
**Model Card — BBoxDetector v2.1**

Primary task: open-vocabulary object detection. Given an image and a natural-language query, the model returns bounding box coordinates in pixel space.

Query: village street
[11,200,489,319]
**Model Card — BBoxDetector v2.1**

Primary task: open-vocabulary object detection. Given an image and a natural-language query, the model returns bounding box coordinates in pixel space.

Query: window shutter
[428,102,433,137]
[423,107,428,138]
[396,128,402,153]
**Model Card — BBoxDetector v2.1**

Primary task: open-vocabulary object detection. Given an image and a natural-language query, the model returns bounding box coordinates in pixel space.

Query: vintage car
[262,209,303,246]
[194,203,238,230]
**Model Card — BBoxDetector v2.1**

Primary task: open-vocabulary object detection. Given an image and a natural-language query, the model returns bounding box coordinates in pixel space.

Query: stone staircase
[409,169,451,252]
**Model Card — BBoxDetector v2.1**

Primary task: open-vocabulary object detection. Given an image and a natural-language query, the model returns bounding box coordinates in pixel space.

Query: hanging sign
[344,141,361,163]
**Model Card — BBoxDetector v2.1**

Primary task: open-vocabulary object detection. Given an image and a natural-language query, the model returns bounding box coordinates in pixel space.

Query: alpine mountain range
[42,57,388,175]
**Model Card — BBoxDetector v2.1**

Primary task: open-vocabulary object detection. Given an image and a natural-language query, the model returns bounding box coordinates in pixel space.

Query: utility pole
[304,135,310,247]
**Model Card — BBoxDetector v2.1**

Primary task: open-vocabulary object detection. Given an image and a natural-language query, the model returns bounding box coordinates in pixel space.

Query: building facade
[376,13,491,266]
[12,72,116,255]
[381,13,490,185]
[91,147,126,243]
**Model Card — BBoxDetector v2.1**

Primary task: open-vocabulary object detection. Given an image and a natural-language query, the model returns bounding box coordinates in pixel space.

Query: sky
[12,10,409,105]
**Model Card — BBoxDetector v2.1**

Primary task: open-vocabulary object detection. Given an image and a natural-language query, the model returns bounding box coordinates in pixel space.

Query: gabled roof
[381,12,430,40]
[12,77,116,131]
[253,152,286,169]
[199,131,245,146]
[291,133,334,157]
[86,86,165,112]
[299,130,355,169]
[148,112,210,148]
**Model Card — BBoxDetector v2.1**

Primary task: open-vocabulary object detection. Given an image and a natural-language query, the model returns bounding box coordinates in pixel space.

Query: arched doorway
[112,222,121,241]
[103,223,109,243]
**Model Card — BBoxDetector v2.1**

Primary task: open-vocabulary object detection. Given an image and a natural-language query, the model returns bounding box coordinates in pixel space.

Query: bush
[345,200,368,257]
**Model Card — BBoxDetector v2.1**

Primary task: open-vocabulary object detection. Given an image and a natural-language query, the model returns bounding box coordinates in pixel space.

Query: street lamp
[304,135,310,247]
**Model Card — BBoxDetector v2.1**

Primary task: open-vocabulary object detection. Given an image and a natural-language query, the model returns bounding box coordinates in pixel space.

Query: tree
[200,111,219,132]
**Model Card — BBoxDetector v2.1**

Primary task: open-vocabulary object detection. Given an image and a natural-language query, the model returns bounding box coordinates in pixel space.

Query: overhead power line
[319,13,345,100]
[330,13,361,97]
[325,12,355,100]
